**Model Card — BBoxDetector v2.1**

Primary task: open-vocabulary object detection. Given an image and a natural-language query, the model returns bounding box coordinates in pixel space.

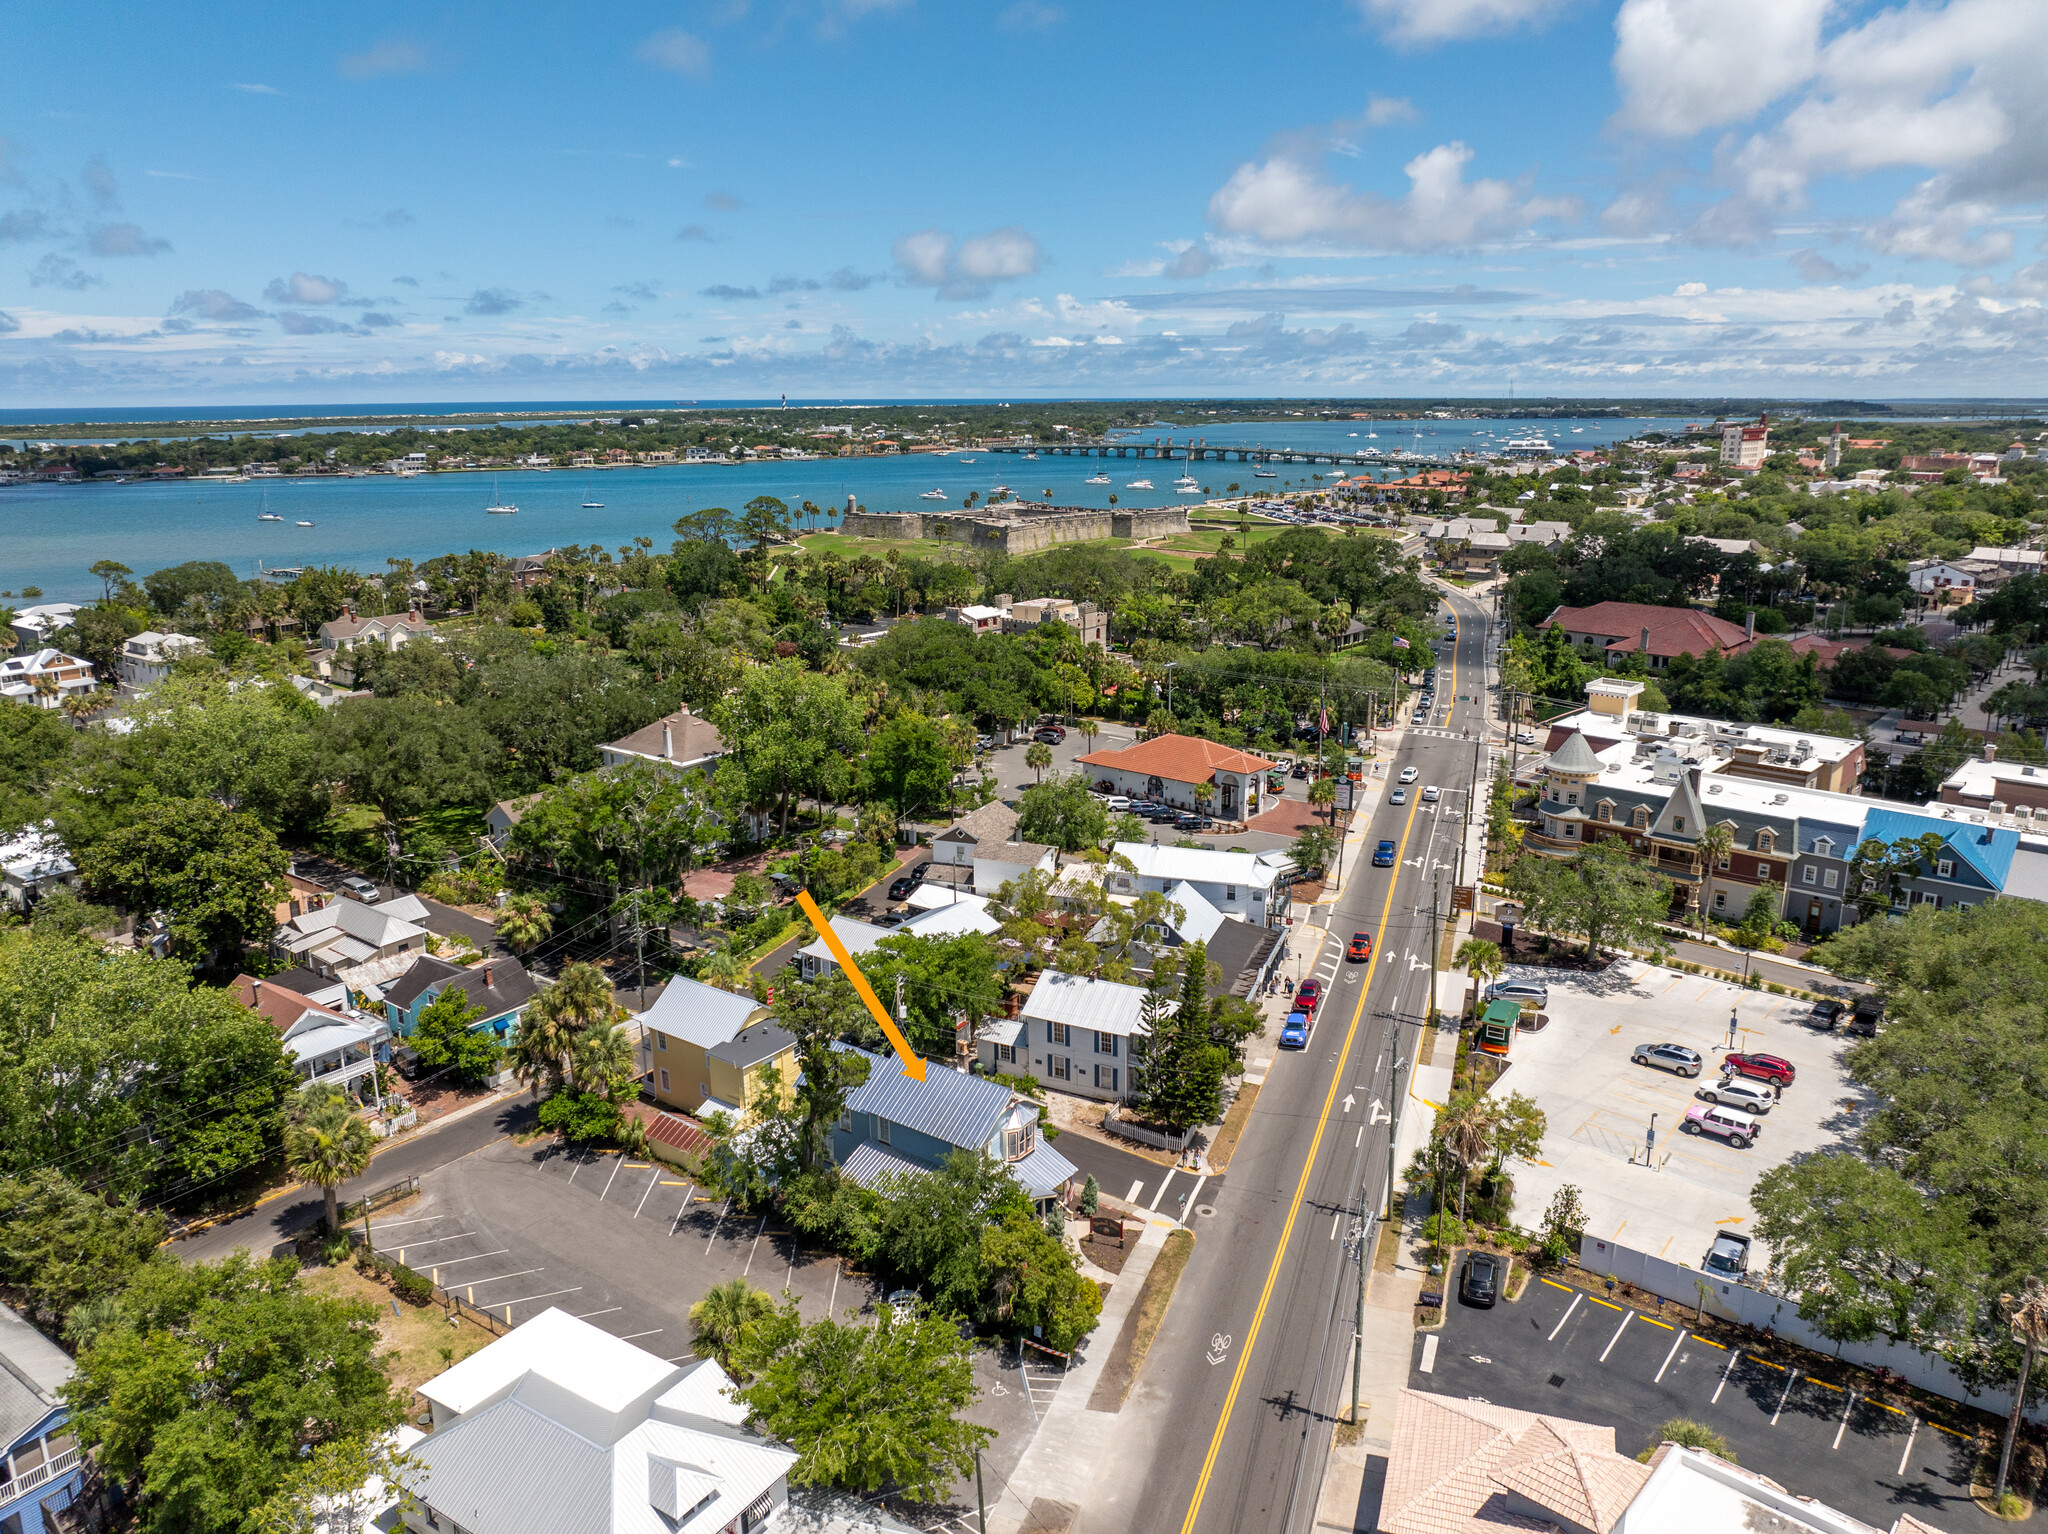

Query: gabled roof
[231,972,352,1034]
[707,1023,795,1072]
[934,799,1019,847]
[1860,806,2018,888]
[634,976,768,1052]
[1541,601,1749,657]
[797,915,892,966]
[1019,970,1151,1038]
[835,1044,1014,1151]
[289,895,426,950]
[0,1301,74,1451]
[1651,769,1707,842]
[1076,732,1277,783]
[1161,880,1227,943]
[386,955,537,1016]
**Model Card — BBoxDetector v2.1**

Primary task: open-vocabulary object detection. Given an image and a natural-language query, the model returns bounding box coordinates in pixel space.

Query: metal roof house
[981,969,1152,1104]
[404,1307,795,1534]
[829,1046,1077,1212]
[0,1302,85,1534]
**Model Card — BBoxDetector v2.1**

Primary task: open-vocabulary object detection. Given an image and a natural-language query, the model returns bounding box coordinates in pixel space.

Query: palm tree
[1435,1092,1494,1222]
[518,961,617,1094]
[548,960,619,1032]
[700,944,746,994]
[1696,823,1735,933]
[286,1098,377,1236]
[1454,938,1505,1010]
[1308,774,1337,827]
[1076,717,1100,755]
[1025,740,1053,782]
[689,1279,776,1379]
[495,893,552,954]
[573,1021,639,1097]
[1995,1276,2048,1505]
[1193,778,1216,821]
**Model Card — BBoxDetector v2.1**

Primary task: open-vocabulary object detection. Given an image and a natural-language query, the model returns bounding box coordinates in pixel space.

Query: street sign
[1451,885,1475,913]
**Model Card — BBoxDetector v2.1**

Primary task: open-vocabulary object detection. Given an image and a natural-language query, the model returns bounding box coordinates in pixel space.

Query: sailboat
[296,519,314,527]
[257,491,282,522]
[1086,472,1110,485]
[486,477,519,515]
[581,501,605,509]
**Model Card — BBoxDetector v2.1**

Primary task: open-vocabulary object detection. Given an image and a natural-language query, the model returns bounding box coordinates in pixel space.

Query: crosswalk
[1408,727,1465,739]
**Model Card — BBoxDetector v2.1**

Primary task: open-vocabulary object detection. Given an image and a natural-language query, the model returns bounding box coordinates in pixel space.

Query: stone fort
[840,501,1190,555]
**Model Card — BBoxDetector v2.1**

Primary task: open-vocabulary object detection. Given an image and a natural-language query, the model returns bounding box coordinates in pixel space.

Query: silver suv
[1484,979,1550,1009]
[1703,1232,1751,1279]
[1632,1042,1703,1078]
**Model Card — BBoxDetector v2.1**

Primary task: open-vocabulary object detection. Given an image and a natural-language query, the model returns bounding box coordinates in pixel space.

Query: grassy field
[299,1258,497,1396]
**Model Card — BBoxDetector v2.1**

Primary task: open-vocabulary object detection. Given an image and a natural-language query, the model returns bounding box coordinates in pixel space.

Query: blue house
[827,1046,1077,1214]
[1856,807,2017,916]
[1,1303,86,1534]
[384,955,538,1043]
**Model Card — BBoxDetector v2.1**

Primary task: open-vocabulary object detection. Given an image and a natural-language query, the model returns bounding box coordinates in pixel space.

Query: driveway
[1418,1271,2034,1529]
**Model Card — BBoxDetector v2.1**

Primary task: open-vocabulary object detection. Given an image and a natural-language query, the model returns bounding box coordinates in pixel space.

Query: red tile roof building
[1076,733,1278,822]
[1540,602,1751,670]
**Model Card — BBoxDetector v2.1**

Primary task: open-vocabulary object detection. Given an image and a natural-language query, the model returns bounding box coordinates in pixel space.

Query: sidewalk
[984,1219,1179,1534]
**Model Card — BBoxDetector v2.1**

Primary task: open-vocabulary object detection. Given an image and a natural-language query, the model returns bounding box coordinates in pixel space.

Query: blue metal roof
[833,1044,1015,1152]
[1858,806,2018,889]
[1011,1142,1078,1199]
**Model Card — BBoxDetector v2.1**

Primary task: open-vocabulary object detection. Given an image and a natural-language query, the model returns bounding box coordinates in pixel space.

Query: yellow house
[637,976,797,1118]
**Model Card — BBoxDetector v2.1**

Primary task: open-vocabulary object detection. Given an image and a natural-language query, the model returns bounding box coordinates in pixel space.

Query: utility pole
[634,890,647,1008]
[976,1447,988,1534]
[1344,1213,1373,1425]
[1429,876,1442,1029]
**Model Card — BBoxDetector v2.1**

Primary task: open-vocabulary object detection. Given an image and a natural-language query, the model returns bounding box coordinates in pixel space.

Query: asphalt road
[1095,584,1497,1534]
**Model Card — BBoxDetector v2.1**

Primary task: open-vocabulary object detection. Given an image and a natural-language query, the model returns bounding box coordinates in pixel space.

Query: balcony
[0,1445,82,1505]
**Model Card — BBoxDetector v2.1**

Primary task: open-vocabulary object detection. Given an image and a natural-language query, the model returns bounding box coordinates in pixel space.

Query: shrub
[319,1233,352,1266]
[1421,1211,1465,1248]
[387,1260,435,1305]
[538,1087,624,1144]
[1635,1418,1734,1463]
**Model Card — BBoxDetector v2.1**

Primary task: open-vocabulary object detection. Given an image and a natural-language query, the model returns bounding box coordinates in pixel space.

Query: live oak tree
[77,796,289,962]
[1015,773,1108,853]
[64,1254,404,1534]
[512,757,720,916]
[710,661,866,837]
[1506,836,1668,960]
[318,694,496,868]
[0,1169,168,1321]
[408,986,501,1087]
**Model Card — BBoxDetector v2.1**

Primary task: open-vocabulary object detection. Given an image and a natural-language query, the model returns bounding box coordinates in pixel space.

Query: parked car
[1175,813,1211,830]
[888,875,920,900]
[1703,1232,1752,1279]
[1103,795,1132,812]
[1291,762,1312,780]
[1633,1042,1704,1078]
[1033,728,1064,745]
[1683,1102,1762,1148]
[1421,785,1440,803]
[1849,996,1884,1036]
[1372,839,1396,867]
[1722,1052,1796,1088]
[1398,766,1419,784]
[1279,1011,1310,1049]
[1514,729,1536,745]
[1296,979,1321,1013]
[1347,931,1374,962]
[1459,1251,1501,1308]
[1807,998,1845,1031]
[1390,787,1408,805]
[339,875,381,902]
[1483,979,1549,1008]
[1699,1077,1776,1113]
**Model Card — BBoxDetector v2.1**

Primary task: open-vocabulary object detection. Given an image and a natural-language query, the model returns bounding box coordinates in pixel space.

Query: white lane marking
[380,1230,477,1249]
[1355,1126,1364,1148]
[827,1262,840,1318]
[599,1153,627,1202]
[429,1249,511,1267]
[742,1214,769,1276]
[574,1306,623,1320]
[459,1267,545,1287]
[1184,1171,1208,1213]
[704,1196,730,1255]
[633,1164,661,1218]
[1125,1179,1144,1203]
[495,1286,581,1311]
[1547,1293,1582,1341]
[669,1184,696,1236]
[1599,1310,1633,1362]
[365,1214,445,1229]
[1330,1210,1341,1240]
[620,1329,664,1341]
[1713,1350,1742,1404]
[1149,1168,1178,1212]
[1898,1420,1919,1476]
[567,1147,591,1183]
[1655,1329,1689,1382]
[1771,1370,1797,1425]
[1833,1392,1857,1450]
[1419,1333,1439,1374]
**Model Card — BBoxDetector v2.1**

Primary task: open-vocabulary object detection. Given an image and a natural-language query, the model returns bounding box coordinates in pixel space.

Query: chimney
[482,964,496,989]
[661,720,673,760]
[1984,742,1999,762]
[1745,610,1756,641]
[1639,627,1650,653]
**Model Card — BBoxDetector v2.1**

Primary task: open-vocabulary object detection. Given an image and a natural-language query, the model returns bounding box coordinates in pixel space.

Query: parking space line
[1587,1296,1622,1312]
[1930,1422,1970,1440]
[1771,1370,1798,1425]
[599,1153,625,1202]
[1541,1278,1573,1293]
[1712,1350,1742,1403]
[633,1165,661,1219]
[575,1307,623,1320]
[1126,1180,1144,1203]
[431,1249,511,1266]
[496,1286,581,1310]
[1833,1392,1858,1449]
[705,1197,729,1254]
[462,1267,544,1287]
[1898,1420,1919,1474]
[1599,1311,1633,1361]
[567,1147,590,1183]
[670,1185,696,1237]
[621,1329,663,1341]
[387,1231,479,1251]
[1545,1293,1583,1341]
[367,1214,444,1229]
[742,1214,769,1276]
[1654,1328,1688,1381]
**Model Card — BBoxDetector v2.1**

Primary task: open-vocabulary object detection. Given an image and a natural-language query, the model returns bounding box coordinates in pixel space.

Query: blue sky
[2,0,2044,404]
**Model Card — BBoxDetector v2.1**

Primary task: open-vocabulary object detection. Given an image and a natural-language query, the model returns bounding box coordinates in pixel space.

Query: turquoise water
[2,415,1684,600]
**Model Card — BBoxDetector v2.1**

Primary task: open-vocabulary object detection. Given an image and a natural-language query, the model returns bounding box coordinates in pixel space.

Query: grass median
[1086,1228,1196,1412]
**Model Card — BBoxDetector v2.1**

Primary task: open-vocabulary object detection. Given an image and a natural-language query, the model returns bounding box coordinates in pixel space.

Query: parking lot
[1416,1272,2037,1529]
[1487,959,1873,1271]
[381,1133,1043,1521]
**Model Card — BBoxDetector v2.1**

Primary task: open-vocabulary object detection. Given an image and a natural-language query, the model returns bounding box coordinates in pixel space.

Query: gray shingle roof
[0,1303,74,1451]
[1547,731,1603,774]
[709,1023,796,1072]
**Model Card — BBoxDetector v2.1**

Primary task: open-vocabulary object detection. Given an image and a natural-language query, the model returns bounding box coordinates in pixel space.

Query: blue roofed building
[1856,806,2017,916]
[828,1046,1077,1214]
[0,1303,86,1534]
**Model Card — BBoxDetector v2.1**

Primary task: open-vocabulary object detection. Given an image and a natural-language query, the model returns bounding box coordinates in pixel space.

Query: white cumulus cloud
[1613,0,1828,136]
[893,226,1044,300]
[1355,0,1571,46]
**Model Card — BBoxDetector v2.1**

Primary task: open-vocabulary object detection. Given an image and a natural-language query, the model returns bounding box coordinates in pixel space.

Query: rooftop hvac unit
[1795,739,1812,757]
[1773,793,1789,804]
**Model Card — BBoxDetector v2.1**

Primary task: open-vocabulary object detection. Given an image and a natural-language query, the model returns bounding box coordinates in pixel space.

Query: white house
[403,1307,795,1534]
[1907,560,1987,601]
[943,604,1006,635]
[795,913,893,981]
[316,607,430,655]
[1076,733,1277,822]
[598,705,726,775]
[0,648,95,709]
[276,894,431,982]
[1107,841,1289,928]
[0,822,77,910]
[119,630,207,689]
[6,602,80,651]
[982,968,1151,1101]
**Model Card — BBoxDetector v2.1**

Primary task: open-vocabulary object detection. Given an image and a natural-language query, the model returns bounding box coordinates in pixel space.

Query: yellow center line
[1178,788,1428,1534]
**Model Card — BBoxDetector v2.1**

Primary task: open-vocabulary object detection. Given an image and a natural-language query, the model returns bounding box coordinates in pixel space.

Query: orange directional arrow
[795,891,926,1081]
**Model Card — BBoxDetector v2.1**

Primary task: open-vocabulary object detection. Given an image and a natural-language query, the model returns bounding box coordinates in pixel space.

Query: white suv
[1683,1102,1762,1149]
[1699,1078,1776,1114]
[1398,766,1419,784]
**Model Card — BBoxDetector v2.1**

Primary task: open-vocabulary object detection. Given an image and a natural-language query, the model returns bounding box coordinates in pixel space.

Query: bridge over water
[982,436,1510,472]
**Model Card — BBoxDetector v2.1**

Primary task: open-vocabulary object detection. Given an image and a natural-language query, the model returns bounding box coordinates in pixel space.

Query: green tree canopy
[77,796,289,961]
[1016,773,1110,853]
[409,985,501,1087]
[0,1169,168,1322]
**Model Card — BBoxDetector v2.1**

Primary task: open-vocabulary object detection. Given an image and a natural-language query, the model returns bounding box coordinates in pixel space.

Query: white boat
[1126,478,1153,490]
[958,457,977,463]
[581,501,604,509]
[485,476,519,515]
[1254,470,1278,479]
[295,519,314,527]
[1174,475,1201,493]
[258,512,283,522]
[1086,473,1110,485]
[1022,452,1039,460]
[921,489,947,500]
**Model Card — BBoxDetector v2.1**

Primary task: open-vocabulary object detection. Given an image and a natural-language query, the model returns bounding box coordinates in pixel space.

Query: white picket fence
[1577,1234,2038,1423]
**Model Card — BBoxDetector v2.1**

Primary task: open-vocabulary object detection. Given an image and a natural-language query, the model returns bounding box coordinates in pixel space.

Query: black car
[1459,1252,1501,1308]
[888,875,918,900]
[1849,996,1884,1036]
[1807,998,1845,1030]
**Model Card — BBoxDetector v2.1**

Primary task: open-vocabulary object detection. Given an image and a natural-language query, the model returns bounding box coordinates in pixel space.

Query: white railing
[0,1446,81,1503]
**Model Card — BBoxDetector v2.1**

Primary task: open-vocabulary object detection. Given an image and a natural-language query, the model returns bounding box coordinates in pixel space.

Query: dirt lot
[299,1259,496,1396]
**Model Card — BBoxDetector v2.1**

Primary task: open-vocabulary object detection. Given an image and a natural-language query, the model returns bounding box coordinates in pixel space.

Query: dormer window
[1814,838,1833,857]
[1595,801,1612,822]
[1755,830,1775,853]
[1001,1112,1036,1161]
[1632,806,1649,828]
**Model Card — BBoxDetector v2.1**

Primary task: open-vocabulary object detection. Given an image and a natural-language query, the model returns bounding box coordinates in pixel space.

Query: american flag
[1318,706,1330,735]
[1393,636,1410,649]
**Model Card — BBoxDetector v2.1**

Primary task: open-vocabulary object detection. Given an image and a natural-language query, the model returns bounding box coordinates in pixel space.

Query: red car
[1347,932,1373,962]
[1296,979,1321,1013]
[1723,1052,1796,1088]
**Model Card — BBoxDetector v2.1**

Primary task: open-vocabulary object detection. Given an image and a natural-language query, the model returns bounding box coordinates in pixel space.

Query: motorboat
[1126,478,1154,489]
[1254,470,1278,479]
[1086,472,1110,485]
[258,512,283,521]
[990,484,1011,494]
[1174,475,1201,493]
[1022,452,1039,460]
[581,501,604,508]
[921,489,947,500]
[295,519,314,527]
